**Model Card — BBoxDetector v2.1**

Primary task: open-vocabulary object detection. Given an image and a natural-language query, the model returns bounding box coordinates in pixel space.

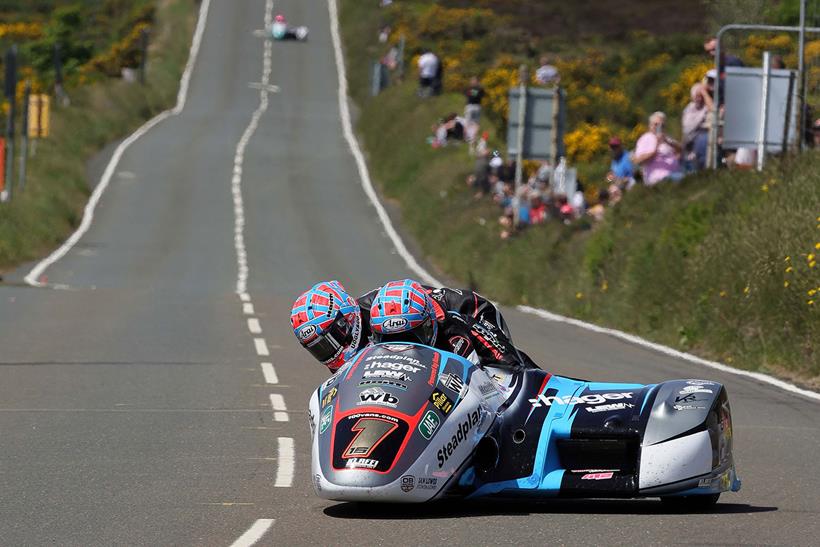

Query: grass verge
[0,0,196,271]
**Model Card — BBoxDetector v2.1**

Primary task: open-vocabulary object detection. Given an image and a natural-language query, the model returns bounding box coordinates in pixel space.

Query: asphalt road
[1,1,818,545]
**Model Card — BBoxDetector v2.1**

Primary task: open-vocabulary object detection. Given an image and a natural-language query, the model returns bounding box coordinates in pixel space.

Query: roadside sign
[507,87,565,161]
[27,94,51,138]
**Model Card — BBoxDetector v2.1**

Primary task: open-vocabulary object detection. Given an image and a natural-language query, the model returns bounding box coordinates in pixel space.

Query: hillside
[340,0,820,384]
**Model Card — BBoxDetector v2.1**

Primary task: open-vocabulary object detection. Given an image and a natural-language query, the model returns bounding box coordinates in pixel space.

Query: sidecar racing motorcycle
[308,343,741,507]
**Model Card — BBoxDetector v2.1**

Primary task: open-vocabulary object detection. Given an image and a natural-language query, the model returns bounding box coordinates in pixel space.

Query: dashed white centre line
[269,394,288,422]
[260,362,279,384]
[239,292,251,302]
[247,318,262,334]
[274,437,295,487]
[243,303,255,315]
[229,519,275,547]
[254,338,269,356]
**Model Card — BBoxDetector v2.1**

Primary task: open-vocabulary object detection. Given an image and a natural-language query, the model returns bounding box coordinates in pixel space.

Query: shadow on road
[323,498,777,519]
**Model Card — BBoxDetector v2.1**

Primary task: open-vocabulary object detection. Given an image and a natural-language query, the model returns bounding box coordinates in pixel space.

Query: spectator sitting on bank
[528,191,548,224]
[466,147,491,198]
[535,55,560,86]
[587,189,611,222]
[606,137,635,189]
[431,113,467,147]
[634,111,684,185]
[682,83,712,172]
[417,49,439,97]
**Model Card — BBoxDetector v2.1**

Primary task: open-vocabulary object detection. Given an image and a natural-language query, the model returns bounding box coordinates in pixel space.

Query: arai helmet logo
[298,324,317,341]
[382,317,408,332]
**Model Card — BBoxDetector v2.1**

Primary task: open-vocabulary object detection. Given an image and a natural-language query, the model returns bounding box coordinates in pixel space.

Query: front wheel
[660,493,720,511]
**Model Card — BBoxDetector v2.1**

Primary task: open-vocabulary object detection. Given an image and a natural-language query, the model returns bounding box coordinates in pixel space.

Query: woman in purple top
[634,111,684,185]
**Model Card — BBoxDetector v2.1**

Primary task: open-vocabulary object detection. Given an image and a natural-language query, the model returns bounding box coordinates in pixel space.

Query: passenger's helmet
[274,14,286,23]
[290,281,362,371]
[370,279,438,346]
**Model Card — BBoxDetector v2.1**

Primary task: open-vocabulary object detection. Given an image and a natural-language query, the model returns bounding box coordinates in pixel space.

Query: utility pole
[3,45,18,202]
[513,64,528,229]
[797,0,807,151]
[18,80,29,191]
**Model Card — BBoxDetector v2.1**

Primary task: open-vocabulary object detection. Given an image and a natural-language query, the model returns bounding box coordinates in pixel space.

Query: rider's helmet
[290,281,362,372]
[370,279,438,346]
[274,14,286,23]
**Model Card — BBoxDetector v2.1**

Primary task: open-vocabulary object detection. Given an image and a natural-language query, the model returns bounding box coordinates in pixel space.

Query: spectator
[704,37,744,75]
[432,56,444,95]
[417,50,439,97]
[634,111,684,185]
[378,25,391,44]
[431,113,466,147]
[587,189,610,222]
[535,55,560,86]
[813,119,820,147]
[771,54,786,69]
[528,191,548,225]
[733,147,755,169]
[606,137,635,189]
[682,83,711,172]
[464,76,485,126]
[466,148,491,197]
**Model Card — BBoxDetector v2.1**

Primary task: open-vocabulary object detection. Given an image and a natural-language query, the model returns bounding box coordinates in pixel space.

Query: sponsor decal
[363,370,412,382]
[687,380,717,386]
[673,404,708,411]
[345,458,379,469]
[436,409,482,468]
[680,385,714,394]
[417,477,438,490]
[478,382,498,398]
[382,344,414,352]
[313,473,322,492]
[529,392,634,408]
[365,353,423,366]
[364,361,422,373]
[418,410,441,440]
[427,353,440,386]
[382,317,408,332]
[674,393,708,404]
[581,472,614,480]
[307,408,316,436]
[297,324,317,341]
[358,379,408,391]
[358,387,399,408]
[319,405,333,434]
[430,390,454,414]
[401,475,415,492]
[322,369,342,390]
[442,373,466,396]
[321,386,338,407]
[448,335,471,356]
[585,402,634,414]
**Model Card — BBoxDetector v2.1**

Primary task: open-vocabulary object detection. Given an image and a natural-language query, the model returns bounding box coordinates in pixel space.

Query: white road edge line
[229,519,275,547]
[274,437,295,487]
[518,305,820,402]
[325,0,820,402]
[231,0,274,295]
[24,0,213,287]
[247,318,262,334]
[261,362,279,384]
[254,338,270,357]
[269,394,289,422]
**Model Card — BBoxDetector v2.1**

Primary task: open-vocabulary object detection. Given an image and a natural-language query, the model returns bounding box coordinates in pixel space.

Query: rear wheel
[660,493,720,511]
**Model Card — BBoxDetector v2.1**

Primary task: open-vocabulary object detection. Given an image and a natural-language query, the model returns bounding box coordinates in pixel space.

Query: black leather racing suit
[357,286,536,370]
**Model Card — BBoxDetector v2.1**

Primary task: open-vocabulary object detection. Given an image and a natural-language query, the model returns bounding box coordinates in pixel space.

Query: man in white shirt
[417,50,439,97]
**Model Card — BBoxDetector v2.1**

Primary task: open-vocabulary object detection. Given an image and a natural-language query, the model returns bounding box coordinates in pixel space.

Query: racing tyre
[660,493,720,511]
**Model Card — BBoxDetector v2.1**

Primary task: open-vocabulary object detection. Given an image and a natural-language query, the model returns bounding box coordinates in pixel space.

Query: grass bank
[0,0,196,271]
[340,2,820,384]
